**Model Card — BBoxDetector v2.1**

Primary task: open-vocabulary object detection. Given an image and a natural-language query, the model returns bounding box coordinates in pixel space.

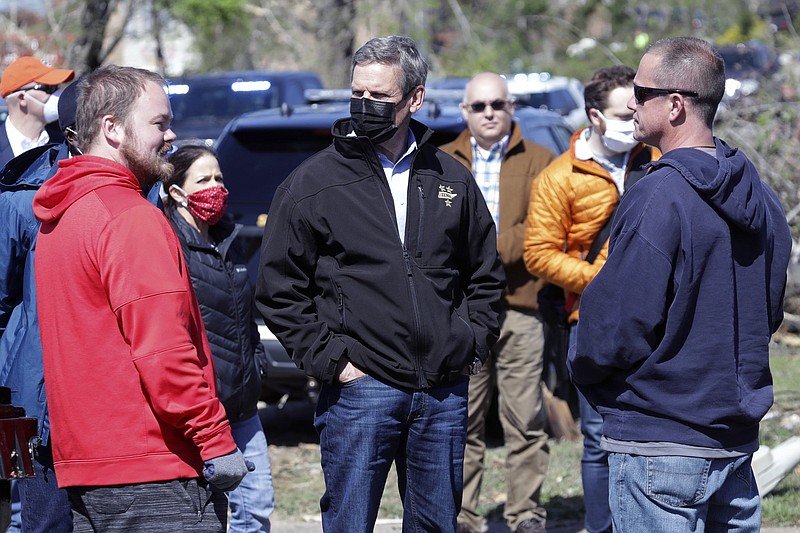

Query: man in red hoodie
[32,65,249,532]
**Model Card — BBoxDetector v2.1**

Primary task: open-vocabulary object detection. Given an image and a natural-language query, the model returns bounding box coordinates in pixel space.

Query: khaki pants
[458,308,549,532]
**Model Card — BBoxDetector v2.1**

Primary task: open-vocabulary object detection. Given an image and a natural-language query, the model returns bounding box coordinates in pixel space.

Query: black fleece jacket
[169,209,266,423]
[256,118,505,390]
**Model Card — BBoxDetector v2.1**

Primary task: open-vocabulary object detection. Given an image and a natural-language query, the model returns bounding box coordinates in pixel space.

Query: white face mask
[27,93,60,124]
[43,94,60,124]
[597,110,638,154]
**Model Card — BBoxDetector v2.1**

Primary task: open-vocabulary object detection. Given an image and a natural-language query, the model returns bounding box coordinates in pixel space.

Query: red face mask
[186,186,229,226]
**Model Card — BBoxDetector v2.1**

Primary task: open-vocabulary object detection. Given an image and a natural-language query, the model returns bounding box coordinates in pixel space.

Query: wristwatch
[468,356,483,376]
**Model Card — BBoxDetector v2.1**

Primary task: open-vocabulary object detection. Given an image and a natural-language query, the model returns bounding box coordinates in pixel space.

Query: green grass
[757,340,800,527]
[268,341,800,527]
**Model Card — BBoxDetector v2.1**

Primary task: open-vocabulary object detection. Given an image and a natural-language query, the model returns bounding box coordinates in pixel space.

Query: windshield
[517,89,577,116]
[169,81,278,122]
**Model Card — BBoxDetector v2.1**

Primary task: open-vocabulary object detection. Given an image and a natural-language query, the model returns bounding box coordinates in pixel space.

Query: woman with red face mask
[165,144,274,532]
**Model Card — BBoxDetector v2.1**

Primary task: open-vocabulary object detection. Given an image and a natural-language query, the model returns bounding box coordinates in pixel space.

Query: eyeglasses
[633,84,698,105]
[16,83,59,95]
[466,100,510,113]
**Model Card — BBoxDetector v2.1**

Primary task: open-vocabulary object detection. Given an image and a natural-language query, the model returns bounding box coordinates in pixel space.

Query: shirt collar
[471,134,509,159]
[377,129,417,169]
[4,117,49,156]
[574,127,594,161]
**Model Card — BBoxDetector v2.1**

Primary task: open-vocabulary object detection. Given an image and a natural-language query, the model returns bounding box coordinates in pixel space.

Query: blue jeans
[228,413,274,533]
[608,453,761,532]
[571,323,611,533]
[314,374,469,533]
[14,441,72,533]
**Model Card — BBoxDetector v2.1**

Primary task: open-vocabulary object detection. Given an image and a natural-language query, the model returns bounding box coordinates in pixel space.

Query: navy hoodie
[569,139,792,450]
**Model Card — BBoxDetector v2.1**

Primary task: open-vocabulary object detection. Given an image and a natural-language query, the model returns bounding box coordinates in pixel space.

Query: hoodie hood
[651,138,766,233]
[33,155,141,224]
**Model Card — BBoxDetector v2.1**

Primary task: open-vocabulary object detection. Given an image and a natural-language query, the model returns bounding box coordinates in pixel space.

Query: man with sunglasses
[440,72,555,533]
[524,65,658,533]
[1,56,74,169]
[569,37,791,531]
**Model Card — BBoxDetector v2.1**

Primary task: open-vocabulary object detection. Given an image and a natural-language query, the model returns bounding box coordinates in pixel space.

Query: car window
[170,83,278,122]
[219,126,332,223]
[516,118,572,155]
[519,89,577,116]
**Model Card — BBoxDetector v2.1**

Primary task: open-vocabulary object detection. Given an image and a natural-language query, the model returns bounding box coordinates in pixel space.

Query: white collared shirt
[4,117,49,157]
[377,130,418,244]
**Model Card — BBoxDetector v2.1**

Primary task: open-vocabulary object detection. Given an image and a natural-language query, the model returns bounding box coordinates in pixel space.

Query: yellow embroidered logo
[438,185,457,207]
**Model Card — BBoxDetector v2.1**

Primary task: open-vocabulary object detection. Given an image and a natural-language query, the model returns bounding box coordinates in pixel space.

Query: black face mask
[350,97,399,144]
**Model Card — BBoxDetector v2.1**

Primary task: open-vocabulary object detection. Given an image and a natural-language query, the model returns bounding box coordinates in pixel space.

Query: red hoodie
[33,155,236,487]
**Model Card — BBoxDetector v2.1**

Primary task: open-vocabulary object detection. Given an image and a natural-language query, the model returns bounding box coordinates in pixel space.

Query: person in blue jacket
[569,37,792,532]
[0,80,79,533]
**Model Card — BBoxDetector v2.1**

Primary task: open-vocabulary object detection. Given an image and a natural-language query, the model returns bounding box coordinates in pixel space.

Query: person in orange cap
[0,56,74,169]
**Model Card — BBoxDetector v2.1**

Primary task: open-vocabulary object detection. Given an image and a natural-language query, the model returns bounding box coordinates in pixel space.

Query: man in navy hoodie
[569,37,792,532]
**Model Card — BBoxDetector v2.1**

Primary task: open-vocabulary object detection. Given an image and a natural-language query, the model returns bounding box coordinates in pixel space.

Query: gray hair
[76,65,166,152]
[646,37,725,127]
[351,35,428,95]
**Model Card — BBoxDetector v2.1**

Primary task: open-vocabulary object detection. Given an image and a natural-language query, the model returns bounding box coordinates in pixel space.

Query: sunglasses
[633,84,698,104]
[17,83,59,95]
[466,100,510,113]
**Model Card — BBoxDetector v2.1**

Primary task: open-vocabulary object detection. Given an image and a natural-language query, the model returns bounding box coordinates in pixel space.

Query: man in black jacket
[256,35,505,532]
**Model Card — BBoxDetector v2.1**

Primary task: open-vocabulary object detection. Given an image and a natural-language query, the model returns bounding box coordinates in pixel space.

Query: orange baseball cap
[1,56,75,97]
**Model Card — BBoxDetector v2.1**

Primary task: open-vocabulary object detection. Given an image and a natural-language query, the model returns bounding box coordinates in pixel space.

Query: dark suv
[215,98,573,403]
[166,70,324,144]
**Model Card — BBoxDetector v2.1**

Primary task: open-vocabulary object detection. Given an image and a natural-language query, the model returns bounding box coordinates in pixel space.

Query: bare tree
[313,0,357,87]
[65,0,134,76]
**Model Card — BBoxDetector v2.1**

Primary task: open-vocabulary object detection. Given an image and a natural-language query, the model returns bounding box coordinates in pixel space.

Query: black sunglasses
[633,84,699,104]
[19,83,59,95]
[466,100,510,113]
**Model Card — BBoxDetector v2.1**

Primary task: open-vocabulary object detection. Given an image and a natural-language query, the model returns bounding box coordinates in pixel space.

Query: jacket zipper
[335,282,348,332]
[403,247,425,388]
[221,247,246,417]
[367,142,425,382]
[416,180,425,257]
[368,144,425,386]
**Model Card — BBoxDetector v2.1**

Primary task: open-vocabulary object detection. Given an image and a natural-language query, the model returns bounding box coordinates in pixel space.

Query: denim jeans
[608,453,761,532]
[8,481,20,533]
[228,413,274,533]
[571,323,612,533]
[314,374,469,533]
[15,441,72,533]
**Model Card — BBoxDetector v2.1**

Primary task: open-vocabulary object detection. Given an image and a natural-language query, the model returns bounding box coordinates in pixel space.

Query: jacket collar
[448,121,525,162]
[168,207,241,258]
[331,117,434,158]
[569,127,653,179]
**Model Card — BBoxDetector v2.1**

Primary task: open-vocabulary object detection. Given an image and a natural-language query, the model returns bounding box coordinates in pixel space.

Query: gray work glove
[202,449,255,492]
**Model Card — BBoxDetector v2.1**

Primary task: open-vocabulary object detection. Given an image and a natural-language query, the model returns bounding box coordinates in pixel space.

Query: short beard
[120,139,173,188]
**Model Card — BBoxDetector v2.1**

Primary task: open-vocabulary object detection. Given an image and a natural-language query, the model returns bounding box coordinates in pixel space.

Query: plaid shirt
[470,135,508,232]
